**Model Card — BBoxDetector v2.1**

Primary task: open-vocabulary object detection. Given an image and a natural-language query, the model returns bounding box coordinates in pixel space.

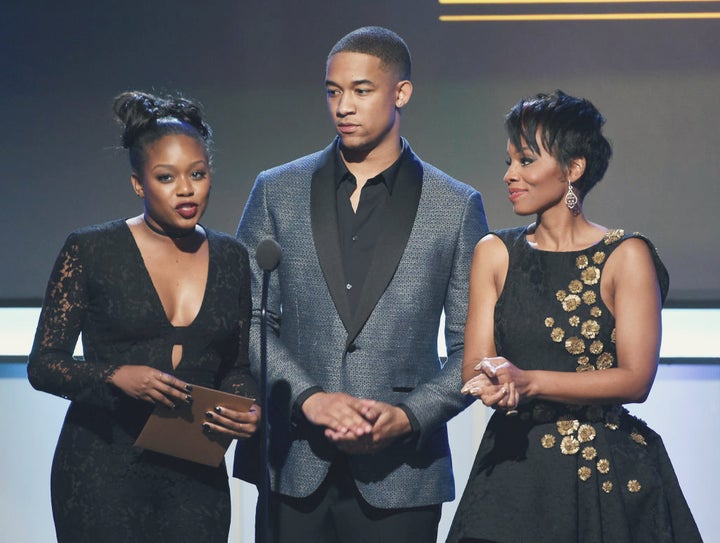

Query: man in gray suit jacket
[235,26,488,542]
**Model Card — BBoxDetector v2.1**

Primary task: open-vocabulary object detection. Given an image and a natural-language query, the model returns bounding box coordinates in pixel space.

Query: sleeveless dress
[27,220,259,543]
[446,227,702,543]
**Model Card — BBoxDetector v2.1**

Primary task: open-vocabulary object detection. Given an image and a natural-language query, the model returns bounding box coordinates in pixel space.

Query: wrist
[394,405,414,436]
[299,390,324,417]
[106,365,123,385]
[297,386,324,415]
[525,370,540,399]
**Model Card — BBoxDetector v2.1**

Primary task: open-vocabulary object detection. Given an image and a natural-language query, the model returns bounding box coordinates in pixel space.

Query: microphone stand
[255,238,281,543]
[258,268,270,543]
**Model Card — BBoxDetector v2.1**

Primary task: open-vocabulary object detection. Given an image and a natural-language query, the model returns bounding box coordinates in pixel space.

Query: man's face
[325,52,408,156]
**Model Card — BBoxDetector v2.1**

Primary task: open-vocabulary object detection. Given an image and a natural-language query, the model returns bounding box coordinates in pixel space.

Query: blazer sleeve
[401,189,489,447]
[237,172,322,411]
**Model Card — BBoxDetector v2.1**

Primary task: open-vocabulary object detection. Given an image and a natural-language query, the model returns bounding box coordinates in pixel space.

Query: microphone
[256,238,282,272]
[255,238,281,543]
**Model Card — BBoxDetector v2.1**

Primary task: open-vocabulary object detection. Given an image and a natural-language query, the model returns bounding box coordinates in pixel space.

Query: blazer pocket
[391,386,415,393]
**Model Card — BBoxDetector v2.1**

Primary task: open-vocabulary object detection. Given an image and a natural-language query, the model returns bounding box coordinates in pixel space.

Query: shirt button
[346,283,352,290]
[352,235,358,242]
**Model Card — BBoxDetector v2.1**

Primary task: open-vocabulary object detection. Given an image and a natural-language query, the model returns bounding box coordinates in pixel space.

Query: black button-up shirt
[335,145,403,313]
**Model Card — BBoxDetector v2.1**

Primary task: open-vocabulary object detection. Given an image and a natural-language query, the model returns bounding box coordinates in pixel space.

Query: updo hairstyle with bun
[113,91,213,174]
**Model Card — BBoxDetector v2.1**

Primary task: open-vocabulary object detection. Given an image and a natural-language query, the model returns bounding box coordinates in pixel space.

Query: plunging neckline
[123,220,212,330]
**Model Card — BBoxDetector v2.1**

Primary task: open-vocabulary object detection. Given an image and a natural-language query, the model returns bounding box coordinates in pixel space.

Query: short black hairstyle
[113,90,213,174]
[504,90,612,198]
[328,26,411,81]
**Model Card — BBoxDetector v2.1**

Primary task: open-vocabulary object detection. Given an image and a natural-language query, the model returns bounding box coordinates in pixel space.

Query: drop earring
[565,182,580,215]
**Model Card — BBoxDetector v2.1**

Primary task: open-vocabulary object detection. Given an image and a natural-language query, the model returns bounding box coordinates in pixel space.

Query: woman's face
[132,134,211,232]
[503,136,569,217]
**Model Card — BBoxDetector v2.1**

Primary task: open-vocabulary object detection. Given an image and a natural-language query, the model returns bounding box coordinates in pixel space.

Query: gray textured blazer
[234,139,488,509]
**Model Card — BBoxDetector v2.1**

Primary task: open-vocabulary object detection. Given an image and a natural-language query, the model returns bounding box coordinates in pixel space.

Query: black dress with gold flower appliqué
[27,220,259,543]
[447,226,702,543]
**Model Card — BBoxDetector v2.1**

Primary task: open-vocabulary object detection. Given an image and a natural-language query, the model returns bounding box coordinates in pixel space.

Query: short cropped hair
[504,90,612,198]
[328,26,411,81]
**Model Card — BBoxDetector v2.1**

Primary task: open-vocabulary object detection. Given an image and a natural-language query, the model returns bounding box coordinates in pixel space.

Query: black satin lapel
[347,150,423,343]
[311,143,353,332]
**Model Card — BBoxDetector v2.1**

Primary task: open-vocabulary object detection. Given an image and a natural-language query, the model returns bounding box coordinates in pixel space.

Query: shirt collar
[333,138,407,195]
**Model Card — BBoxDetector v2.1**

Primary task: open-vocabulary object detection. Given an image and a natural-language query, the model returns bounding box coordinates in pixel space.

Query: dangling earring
[565,181,580,215]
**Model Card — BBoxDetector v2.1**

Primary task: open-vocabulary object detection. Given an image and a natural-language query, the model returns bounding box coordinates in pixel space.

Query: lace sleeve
[217,249,259,401]
[27,232,120,407]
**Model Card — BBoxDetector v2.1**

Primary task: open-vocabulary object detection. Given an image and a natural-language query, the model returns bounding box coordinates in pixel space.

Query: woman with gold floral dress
[446,90,701,543]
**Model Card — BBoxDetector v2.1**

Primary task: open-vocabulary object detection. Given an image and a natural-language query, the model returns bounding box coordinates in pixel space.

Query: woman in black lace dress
[28,91,260,542]
[446,91,701,542]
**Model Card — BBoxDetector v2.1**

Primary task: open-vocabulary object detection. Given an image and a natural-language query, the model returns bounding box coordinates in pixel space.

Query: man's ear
[395,80,413,109]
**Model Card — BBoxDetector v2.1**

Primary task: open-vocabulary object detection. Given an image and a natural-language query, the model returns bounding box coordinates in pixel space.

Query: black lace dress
[27,219,259,543]
[446,227,702,543]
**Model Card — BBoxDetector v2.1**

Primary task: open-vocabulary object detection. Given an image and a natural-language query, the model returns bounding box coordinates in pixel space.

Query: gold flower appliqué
[581,267,600,285]
[560,436,581,455]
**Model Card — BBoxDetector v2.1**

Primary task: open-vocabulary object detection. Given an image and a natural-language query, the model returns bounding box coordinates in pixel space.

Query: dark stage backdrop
[3,1,719,304]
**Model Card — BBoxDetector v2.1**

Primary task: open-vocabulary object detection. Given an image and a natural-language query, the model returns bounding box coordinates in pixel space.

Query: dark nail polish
[205,411,214,419]
[202,423,212,434]
[185,384,193,392]
[214,406,222,414]
[185,394,193,403]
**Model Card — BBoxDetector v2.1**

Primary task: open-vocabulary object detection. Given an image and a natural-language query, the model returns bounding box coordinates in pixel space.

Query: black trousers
[264,456,442,543]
